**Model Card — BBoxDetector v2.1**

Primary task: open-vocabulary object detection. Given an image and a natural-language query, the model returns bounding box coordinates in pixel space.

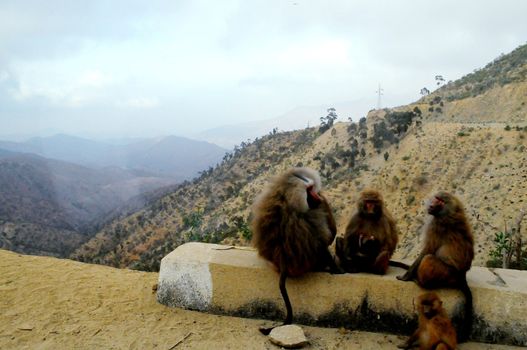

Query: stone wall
[157,242,527,346]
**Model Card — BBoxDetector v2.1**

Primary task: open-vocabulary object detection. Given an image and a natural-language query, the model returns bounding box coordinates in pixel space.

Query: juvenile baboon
[252,167,339,334]
[398,292,457,350]
[397,191,474,342]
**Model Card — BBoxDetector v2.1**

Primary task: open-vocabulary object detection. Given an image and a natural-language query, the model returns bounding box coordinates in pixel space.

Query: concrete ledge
[157,243,527,346]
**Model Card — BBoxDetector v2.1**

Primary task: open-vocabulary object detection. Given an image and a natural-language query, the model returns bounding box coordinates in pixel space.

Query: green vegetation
[487,231,527,270]
[319,107,338,134]
[443,43,527,101]
[369,110,419,153]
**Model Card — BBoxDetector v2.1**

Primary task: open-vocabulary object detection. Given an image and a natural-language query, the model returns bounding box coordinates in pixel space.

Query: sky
[0,0,526,142]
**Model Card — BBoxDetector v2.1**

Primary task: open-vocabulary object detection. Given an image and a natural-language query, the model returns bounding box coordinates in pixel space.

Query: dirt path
[0,250,519,349]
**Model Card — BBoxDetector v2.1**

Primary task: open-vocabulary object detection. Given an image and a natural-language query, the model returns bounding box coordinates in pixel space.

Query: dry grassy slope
[72,111,526,270]
[359,122,526,265]
[268,120,526,266]
[413,81,527,124]
[218,118,526,267]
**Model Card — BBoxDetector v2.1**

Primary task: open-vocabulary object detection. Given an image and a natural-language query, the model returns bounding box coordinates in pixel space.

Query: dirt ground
[0,249,520,349]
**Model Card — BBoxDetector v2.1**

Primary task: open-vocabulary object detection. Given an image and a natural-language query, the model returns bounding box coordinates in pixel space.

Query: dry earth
[0,249,522,349]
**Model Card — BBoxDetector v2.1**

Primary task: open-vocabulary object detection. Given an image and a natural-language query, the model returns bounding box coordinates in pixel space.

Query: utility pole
[376,83,384,109]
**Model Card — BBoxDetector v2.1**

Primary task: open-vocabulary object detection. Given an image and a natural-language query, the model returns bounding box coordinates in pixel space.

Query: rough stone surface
[157,243,213,311]
[157,242,527,346]
[268,325,309,348]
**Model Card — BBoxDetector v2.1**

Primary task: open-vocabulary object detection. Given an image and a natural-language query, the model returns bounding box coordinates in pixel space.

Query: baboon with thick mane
[252,167,339,334]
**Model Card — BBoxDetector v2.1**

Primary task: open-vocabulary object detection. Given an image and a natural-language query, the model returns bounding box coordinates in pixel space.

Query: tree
[384,152,389,161]
[319,108,338,133]
[420,87,430,96]
[435,75,445,86]
[359,117,367,129]
[347,122,358,134]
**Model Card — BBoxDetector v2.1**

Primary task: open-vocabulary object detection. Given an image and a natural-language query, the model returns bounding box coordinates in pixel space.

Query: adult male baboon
[252,167,339,334]
[398,191,474,342]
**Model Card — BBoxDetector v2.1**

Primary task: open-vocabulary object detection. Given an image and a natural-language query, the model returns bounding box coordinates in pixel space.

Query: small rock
[268,324,309,349]
[18,324,33,331]
[337,327,348,335]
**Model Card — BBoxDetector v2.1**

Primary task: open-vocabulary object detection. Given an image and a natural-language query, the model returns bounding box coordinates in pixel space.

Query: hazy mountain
[0,151,177,257]
[72,44,527,272]
[194,98,377,148]
[0,134,227,180]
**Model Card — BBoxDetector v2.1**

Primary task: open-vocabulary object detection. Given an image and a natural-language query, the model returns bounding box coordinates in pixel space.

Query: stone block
[157,243,527,346]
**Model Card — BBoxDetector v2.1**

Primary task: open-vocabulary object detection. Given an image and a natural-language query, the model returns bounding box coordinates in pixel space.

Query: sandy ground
[0,249,521,350]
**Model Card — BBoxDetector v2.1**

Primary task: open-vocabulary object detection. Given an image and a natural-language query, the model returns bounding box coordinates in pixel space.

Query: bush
[415,175,428,186]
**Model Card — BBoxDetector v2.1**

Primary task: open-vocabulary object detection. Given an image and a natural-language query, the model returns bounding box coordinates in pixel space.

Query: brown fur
[336,189,399,274]
[399,292,457,350]
[251,167,338,332]
[397,191,474,342]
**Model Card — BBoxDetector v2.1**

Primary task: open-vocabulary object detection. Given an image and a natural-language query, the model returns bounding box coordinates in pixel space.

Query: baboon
[398,292,457,350]
[397,191,474,342]
[251,167,339,334]
[336,189,405,274]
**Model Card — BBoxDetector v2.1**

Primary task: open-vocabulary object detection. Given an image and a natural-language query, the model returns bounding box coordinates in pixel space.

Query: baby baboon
[398,292,457,350]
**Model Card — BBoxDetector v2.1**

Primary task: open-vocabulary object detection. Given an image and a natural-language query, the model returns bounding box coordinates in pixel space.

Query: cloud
[78,70,111,87]
[0,0,526,139]
[6,62,115,108]
[0,70,8,82]
[116,97,160,109]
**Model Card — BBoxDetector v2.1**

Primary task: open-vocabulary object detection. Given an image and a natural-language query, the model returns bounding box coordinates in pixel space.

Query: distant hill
[194,99,377,148]
[0,134,227,180]
[0,151,177,257]
[73,44,527,272]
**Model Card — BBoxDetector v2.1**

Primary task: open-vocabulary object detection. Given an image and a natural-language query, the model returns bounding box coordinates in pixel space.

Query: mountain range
[71,43,527,271]
[0,134,227,179]
[0,134,227,257]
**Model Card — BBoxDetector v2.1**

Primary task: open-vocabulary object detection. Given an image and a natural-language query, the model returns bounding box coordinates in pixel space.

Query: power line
[375,83,384,109]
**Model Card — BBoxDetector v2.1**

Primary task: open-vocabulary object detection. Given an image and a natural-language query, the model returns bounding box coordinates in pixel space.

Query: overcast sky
[0,0,526,141]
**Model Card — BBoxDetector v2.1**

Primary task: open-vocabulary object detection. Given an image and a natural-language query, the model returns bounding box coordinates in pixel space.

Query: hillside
[72,44,527,272]
[0,152,176,257]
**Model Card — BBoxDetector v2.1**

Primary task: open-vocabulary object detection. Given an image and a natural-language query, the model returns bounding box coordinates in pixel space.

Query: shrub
[415,175,428,186]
